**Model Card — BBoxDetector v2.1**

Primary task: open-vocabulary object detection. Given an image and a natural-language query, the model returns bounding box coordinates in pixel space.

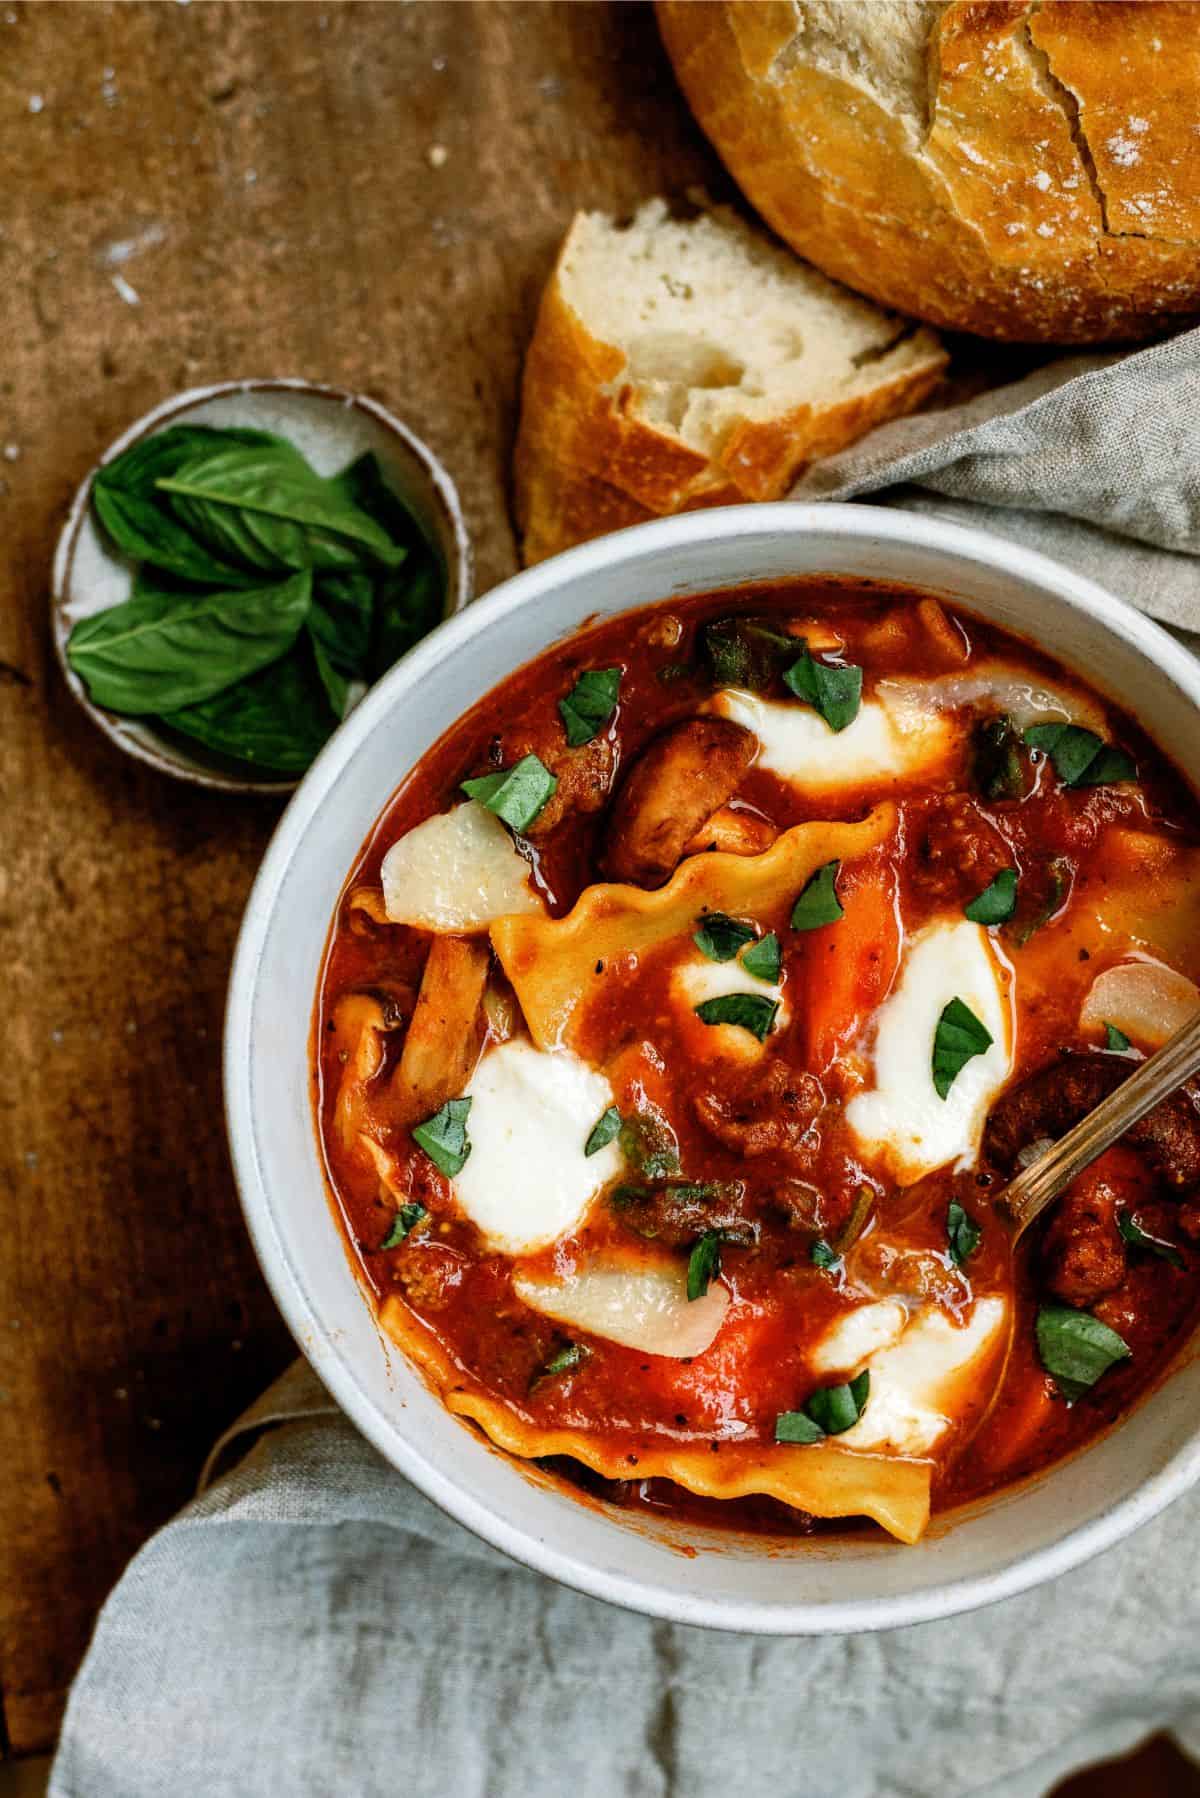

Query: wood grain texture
[0,0,721,1755]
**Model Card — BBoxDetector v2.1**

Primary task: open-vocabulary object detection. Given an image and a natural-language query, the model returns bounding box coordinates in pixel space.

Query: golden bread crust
[656,0,1200,345]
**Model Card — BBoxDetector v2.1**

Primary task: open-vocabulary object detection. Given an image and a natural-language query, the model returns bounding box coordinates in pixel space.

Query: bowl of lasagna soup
[225,504,1200,1633]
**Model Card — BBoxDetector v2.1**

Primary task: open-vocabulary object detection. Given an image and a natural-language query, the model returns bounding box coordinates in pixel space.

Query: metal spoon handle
[1001,1010,1200,1234]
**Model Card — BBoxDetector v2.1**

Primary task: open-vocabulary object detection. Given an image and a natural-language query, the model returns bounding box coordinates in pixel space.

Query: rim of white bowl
[225,502,1200,1634]
[51,376,473,796]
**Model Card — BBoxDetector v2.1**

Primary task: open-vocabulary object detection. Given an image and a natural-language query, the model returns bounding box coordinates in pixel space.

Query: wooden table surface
[0,0,727,1754]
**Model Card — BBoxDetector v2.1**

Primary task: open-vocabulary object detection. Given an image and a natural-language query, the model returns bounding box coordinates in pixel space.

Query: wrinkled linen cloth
[52,330,1200,1798]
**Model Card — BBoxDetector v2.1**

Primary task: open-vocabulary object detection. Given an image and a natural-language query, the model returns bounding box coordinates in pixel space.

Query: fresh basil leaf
[159,634,339,774]
[308,626,350,720]
[703,616,796,690]
[1117,1210,1183,1269]
[791,860,843,931]
[740,932,781,983]
[370,548,444,680]
[693,911,755,962]
[411,1096,472,1177]
[810,1238,841,1271]
[946,1200,982,1268]
[783,647,862,732]
[332,453,445,676]
[535,1341,590,1384]
[1104,1021,1132,1053]
[585,1106,622,1157]
[694,992,779,1042]
[92,425,273,586]
[66,568,312,714]
[158,444,407,574]
[1036,1303,1131,1403]
[686,1231,723,1301]
[310,571,374,678]
[1007,857,1070,947]
[964,868,1018,926]
[973,714,1026,802]
[1024,723,1136,789]
[776,1369,870,1443]
[461,753,558,832]
[617,1113,680,1181]
[380,1201,427,1249]
[932,997,993,1100]
[559,667,621,747]
[774,1410,826,1445]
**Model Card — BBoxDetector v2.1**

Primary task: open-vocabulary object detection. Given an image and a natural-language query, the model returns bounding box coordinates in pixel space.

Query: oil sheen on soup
[315,580,1200,1545]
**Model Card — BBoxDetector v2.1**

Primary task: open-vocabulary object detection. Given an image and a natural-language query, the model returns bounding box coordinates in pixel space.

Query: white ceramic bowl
[225,504,1200,1634]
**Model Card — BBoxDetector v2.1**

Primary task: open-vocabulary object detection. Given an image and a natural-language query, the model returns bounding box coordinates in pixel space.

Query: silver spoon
[998,1008,1200,1237]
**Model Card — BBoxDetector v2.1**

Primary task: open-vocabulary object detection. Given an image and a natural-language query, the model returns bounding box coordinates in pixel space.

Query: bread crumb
[112,273,140,306]
[427,143,448,169]
[27,93,43,113]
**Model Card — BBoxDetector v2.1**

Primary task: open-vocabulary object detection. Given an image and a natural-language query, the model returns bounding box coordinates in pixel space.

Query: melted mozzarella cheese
[712,687,952,791]
[810,1300,906,1376]
[381,802,542,932]
[672,949,786,1061]
[453,1040,619,1254]
[846,919,1012,1182]
[839,1298,1008,1457]
[514,1256,729,1358]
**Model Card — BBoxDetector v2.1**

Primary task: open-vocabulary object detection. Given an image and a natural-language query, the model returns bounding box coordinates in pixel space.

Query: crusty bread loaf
[656,1,1200,346]
[514,199,946,565]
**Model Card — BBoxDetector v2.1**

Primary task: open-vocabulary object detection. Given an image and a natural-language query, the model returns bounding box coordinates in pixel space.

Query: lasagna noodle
[491,805,898,1051]
[380,1293,932,1544]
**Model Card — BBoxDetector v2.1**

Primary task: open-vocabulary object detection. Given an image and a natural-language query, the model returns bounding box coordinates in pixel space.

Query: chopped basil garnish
[461,752,557,832]
[1117,1210,1183,1269]
[776,1370,870,1444]
[838,1185,876,1254]
[694,911,755,962]
[686,1231,723,1301]
[618,1112,681,1181]
[964,868,1018,926]
[1104,1021,1132,1053]
[536,1342,590,1383]
[783,647,862,733]
[380,1201,427,1249]
[1007,856,1070,947]
[703,616,795,690]
[946,1199,981,1268]
[791,860,843,931]
[932,997,993,1100]
[740,931,781,982]
[810,1237,841,1271]
[973,714,1026,802]
[1036,1303,1131,1403]
[585,1105,622,1156]
[411,1096,472,1177]
[694,992,779,1041]
[1023,723,1136,789]
[558,667,621,747]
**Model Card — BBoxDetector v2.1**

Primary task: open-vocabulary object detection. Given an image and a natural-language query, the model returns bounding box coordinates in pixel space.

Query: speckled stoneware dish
[52,378,472,795]
[226,505,1200,1636]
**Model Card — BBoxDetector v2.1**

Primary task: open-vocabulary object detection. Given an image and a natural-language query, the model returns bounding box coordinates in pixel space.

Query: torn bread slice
[514,198,946,565]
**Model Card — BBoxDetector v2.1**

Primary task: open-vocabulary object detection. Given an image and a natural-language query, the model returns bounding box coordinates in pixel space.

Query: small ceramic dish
[52,378,472,795]
[225,504,1200,1635]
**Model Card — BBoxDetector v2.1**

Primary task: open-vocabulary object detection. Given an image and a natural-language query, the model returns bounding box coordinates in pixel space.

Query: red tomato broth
[315,577,1200,1536]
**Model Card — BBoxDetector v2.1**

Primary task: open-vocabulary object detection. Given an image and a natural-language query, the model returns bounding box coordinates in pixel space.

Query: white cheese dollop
[839,1299,1008,1457]
[846,919,1013,1182]
[672,948,786,1061]
[453,1039,619,1254]
[712,687,952,791]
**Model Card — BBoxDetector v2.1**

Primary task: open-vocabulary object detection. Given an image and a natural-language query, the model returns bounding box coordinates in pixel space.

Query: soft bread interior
[558,198,943,460]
